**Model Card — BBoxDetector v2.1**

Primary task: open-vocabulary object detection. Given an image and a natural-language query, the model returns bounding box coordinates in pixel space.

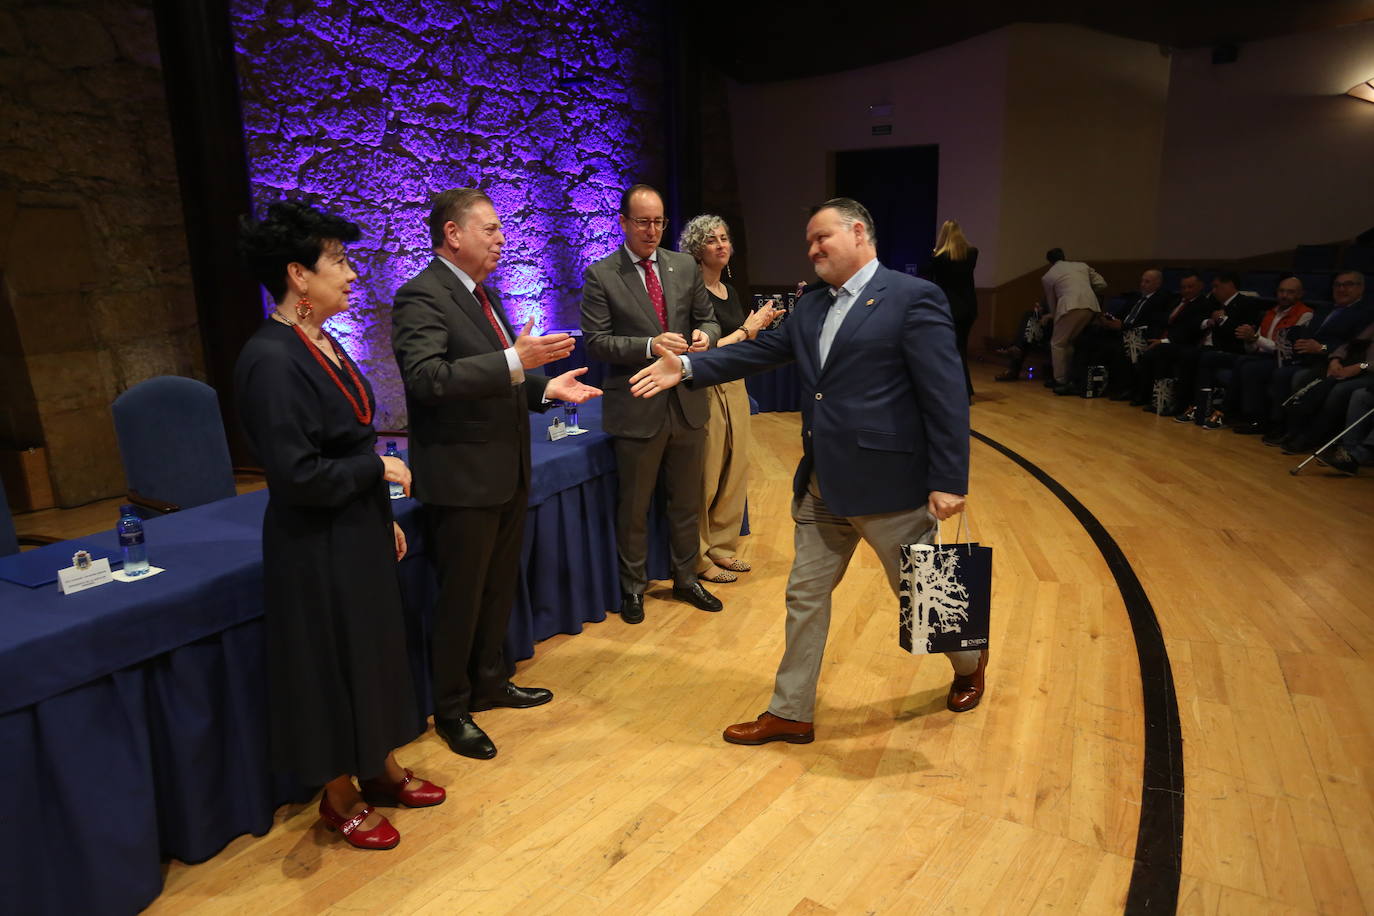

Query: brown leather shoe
[947,649,988,713]
[722,712,814,745]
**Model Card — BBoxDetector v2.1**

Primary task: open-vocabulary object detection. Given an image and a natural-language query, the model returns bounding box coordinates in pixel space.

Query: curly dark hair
[238,200,360,302]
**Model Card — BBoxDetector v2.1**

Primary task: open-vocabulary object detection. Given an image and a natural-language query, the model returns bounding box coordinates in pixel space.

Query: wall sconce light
[1348,79,1374,103]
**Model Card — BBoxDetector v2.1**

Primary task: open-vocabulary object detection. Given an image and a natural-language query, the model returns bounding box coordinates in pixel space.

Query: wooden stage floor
[31,362,1371,915]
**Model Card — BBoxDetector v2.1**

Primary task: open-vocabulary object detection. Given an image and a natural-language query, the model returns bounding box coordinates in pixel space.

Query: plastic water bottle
[563,401,579,431]
[384,441,405,499]
[118,504,149,576]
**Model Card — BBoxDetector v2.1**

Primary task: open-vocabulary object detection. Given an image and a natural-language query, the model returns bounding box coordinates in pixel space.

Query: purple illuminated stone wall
[230,0,664,428]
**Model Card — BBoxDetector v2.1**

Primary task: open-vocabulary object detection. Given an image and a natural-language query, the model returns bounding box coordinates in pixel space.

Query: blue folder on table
[0,539,122,588]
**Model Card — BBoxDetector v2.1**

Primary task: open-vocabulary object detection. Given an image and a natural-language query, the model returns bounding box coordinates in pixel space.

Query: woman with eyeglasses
[235,201,443,852]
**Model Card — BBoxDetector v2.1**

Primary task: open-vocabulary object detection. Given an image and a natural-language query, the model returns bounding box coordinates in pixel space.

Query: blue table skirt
[745,360,802,413]
[0,398,699,916]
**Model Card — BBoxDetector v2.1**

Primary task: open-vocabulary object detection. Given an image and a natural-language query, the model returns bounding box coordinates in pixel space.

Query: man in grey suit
[629,198,982,746]
[580,184,723,624]
[1041,247,1108,392]
[393,188,600,760]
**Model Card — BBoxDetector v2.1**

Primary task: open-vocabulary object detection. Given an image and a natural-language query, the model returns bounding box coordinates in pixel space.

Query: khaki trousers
[698,379,751,573]
[769,476,982,722]
[1050,307,1096,383]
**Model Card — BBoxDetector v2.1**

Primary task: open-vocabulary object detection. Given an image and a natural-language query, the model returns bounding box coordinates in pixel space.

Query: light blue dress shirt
[818,257,880,366]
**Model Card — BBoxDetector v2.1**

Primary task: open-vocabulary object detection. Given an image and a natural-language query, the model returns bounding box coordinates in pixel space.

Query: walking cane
[1290,404,1374,475]
[1281,376,1323,408]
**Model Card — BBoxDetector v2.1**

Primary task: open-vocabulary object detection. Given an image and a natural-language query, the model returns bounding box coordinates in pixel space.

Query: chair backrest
[1340,246,1374,272]
[111,376,237,512]
[1294,243,1340,272]
[0,474,19,557]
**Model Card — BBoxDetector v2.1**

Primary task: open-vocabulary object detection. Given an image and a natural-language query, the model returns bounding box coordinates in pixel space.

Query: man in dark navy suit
[629,198,982,745]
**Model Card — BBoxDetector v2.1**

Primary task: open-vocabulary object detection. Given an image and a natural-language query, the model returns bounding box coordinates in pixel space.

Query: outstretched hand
[545,367,602,403]
[629,343,686,398]
[514,319,576,369]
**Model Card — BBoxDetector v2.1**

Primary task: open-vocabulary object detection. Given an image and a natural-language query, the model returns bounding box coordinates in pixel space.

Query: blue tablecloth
[0,397,676,916]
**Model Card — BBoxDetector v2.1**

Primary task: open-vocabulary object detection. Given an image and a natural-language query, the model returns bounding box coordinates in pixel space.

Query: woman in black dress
[925,220,979,400]
[235,201,444,851]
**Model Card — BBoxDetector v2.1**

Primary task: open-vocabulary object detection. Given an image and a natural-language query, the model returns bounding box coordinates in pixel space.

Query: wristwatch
[1361,362,1370,372]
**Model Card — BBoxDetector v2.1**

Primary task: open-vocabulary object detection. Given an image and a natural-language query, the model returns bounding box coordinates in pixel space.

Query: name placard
[57,557,113,595]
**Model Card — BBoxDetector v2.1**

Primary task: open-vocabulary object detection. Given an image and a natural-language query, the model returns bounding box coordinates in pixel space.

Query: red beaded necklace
[274,313,373,426]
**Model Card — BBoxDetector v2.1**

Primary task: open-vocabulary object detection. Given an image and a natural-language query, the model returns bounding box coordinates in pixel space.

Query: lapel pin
[865,298,875,306]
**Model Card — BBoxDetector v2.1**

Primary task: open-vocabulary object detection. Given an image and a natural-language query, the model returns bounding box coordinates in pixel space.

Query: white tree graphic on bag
[899,546,971,653]
[1123,327,1148,364]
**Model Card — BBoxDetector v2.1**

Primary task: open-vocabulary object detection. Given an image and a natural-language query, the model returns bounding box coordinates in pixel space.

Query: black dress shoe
[1232,421,1263,435]
[1052,382,1076,396]
[673,581,723,612]
[434,715,496,759]
[470,683,553,712]
[619,593,644,624]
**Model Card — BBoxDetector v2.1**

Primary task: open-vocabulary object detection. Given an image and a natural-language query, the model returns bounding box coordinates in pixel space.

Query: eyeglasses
[628,217,667,231]
[1333,280,1363,288]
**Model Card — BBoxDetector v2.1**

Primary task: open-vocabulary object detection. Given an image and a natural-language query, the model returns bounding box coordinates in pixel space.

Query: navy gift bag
[898,518,992,655]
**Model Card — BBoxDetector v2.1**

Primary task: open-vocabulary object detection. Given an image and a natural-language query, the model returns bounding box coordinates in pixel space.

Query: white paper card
[57,558,113,595]
[547,421,569,441]
[112,565,166,583]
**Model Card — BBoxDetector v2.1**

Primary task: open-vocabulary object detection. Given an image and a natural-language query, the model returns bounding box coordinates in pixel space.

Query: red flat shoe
[318,795,400,850]
[361,768,446,808]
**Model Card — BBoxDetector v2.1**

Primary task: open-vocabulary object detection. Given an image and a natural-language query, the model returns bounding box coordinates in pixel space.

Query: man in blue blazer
[630,198,984,745]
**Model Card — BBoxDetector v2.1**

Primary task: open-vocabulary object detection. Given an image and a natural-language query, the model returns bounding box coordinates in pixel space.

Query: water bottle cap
[386,440,397,448]
[120,504,136,516]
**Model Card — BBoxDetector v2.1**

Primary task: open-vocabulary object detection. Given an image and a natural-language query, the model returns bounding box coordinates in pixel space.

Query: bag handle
[933,501,975,553]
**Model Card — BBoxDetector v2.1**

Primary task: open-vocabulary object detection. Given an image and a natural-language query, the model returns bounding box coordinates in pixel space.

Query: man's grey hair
[677,214,728,261]
[815,197,877,246]
[1335,269,1366,286]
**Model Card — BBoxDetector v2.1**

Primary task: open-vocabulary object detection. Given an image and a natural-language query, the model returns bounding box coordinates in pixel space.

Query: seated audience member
[1259,270,1373,444]
[1092,268,1176,399]
[995,301,1052,381]
[1203,275,1311,430]
[1318,384,1374,475]
[1171,270,1263,422]
[1277,318,1374,454]
[1041,247,1107,393]
[1129,271,1214,408]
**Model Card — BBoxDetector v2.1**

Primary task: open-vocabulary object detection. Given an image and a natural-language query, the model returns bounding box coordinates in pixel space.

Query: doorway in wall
[832,145,939,277]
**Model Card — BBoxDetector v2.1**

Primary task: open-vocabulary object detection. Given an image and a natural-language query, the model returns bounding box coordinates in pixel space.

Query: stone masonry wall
[230,0,666,429]
[0,0,203,506]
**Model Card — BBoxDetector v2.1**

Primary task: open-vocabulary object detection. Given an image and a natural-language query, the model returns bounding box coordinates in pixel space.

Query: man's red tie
[473,284,509,347]
[639,258,668,329]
